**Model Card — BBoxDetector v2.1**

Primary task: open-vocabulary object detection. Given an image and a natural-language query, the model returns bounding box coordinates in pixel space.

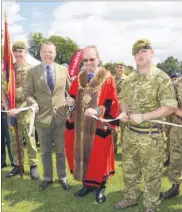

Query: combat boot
[30,165,39,180]
[114,199,138,209]
[160,184,180,200]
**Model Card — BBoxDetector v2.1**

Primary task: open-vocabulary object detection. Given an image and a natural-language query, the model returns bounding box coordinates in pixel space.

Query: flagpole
[4,12,23,178]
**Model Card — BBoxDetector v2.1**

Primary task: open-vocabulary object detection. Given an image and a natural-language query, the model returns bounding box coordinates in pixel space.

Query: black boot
[95,181,106,203]
[74,185,95,197]
[95,188,106,203]
[160,184,180,200]
[6,165,24,178]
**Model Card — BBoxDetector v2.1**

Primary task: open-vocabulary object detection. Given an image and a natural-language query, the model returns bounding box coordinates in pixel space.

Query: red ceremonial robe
[65,67,119,188]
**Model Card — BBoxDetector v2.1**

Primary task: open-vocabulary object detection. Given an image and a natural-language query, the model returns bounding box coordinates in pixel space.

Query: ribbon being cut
[1,107,36,136]
[90,113,182,128]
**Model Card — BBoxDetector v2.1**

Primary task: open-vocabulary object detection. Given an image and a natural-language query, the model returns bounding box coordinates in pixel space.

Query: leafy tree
[103,62,115,75]
[48,36,78,64]
[125,65,135,75]
[103,62,135,76]
[157,56,182,75]
[28,33,79,64]
[28,32,46,61]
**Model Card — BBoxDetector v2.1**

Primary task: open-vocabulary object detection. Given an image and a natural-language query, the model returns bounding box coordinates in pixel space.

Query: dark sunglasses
[83,58,96,62]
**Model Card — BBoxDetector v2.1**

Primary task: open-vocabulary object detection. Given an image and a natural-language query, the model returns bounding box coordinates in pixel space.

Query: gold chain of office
[78,72,110,105]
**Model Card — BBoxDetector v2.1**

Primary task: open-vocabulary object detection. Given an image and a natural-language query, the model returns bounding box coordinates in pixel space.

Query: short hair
[83,45,99,57]
[40,41,56,50]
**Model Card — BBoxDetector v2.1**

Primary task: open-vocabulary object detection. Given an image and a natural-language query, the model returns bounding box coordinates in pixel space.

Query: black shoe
[60,179,70,190]
[36,143,40,148]
[30,165,39,180]
[6,165,24,178]
[11,163,15,167]
[160,184,180,200]
[95,188,106,203]
[1,163,7,169]
[74,186,95,197]
[39,180,52,191]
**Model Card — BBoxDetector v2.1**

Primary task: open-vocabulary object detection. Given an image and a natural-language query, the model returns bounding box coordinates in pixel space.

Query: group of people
[1,38,182,212]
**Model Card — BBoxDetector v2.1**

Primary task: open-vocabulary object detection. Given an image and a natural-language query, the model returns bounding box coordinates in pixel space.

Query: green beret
[12,41,27,51]
[115,61,124,67]
[132,39,152,55]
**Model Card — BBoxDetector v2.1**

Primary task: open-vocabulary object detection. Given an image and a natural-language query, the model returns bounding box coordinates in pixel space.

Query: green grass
[1,146,182,212]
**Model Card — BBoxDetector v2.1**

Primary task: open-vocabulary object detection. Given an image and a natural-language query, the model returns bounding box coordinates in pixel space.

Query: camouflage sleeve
[1,70,7,92]
[119,79,127,105]
[175,77,182,108]
[158,76,178,108]
[19,65,33,108]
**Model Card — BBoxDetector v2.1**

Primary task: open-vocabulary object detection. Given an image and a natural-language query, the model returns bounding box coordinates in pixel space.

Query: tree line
[2,32,182,76]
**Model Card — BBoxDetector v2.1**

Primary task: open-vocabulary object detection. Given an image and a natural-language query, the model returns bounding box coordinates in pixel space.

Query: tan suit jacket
[26,63,70,128]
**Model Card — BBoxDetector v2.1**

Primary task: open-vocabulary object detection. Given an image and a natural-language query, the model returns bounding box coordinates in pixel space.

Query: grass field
[1,146,182,212]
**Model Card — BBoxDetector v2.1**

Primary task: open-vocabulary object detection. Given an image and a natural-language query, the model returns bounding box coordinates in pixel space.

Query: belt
[128,124,162,134]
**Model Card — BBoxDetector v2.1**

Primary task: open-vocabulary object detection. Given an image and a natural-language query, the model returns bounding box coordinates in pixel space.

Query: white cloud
[2,2,25,25]
[49,2,182,66]
[1,2,27,46]
[9,24,23,34]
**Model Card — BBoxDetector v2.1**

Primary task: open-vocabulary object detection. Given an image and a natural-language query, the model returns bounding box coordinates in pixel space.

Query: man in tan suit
[26,41,71,191]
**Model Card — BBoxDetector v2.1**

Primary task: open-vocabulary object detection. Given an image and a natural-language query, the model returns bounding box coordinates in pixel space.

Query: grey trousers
[36,123,66,181]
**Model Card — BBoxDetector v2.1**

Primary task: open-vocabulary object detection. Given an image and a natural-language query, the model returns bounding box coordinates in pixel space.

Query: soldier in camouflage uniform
[113,62,127,154]
[6,41,39,180]
[163,74,182,167]
[160,76,182,199]
[114,39,177,212]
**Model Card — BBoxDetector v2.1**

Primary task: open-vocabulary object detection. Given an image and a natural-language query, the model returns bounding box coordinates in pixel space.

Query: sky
[1,1,182,67]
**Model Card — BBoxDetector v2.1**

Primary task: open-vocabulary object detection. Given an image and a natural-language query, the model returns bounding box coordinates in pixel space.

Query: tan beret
[132,39,152,55]
[12,41,27,51]
[115,61,124,67]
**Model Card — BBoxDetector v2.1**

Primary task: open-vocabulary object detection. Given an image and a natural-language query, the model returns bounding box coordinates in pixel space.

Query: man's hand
[85,108,98,117]
[119,111,129,123]
[32,103,39,113]
[65,97,75,107]
[130,113,144,124]
[7,108,20,117]
[174,108,182,117]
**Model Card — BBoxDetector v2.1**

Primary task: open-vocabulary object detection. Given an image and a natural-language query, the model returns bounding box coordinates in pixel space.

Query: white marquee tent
[26,54,41,66]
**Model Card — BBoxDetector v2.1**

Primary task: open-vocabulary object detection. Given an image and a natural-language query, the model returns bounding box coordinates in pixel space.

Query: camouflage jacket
[173,77,182,124]
[114,74,127,96]
[119,64,178,127]
[14,62,32,107]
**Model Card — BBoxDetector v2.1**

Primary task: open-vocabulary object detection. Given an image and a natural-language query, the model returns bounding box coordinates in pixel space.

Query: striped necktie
[46,65,54,93]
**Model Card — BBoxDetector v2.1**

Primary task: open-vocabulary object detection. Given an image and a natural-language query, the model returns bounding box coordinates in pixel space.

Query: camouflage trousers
[9,110,38,166]
[168,125,182,184]
[164,117,172,161]
[121,126,164,209]
[113,123,125,151]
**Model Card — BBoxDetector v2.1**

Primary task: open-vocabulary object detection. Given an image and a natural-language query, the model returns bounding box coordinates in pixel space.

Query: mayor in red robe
[65,45,120,203]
